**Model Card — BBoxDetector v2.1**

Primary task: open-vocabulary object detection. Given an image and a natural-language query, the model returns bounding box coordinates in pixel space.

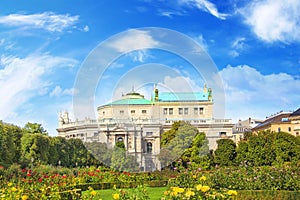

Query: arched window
[147,142,152,153]
[117,137,123,142]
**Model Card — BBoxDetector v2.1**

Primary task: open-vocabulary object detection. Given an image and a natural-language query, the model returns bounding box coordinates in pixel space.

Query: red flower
[27,173,31,177]
[62,175,67,179]
[22,168,27,173]
[0,166,4,169]
[38,178,43,182]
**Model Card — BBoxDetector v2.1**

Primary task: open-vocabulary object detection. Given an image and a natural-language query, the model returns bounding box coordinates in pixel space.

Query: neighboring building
[252,109,300,136]
[233,118,263,143]
[57,85,234,171]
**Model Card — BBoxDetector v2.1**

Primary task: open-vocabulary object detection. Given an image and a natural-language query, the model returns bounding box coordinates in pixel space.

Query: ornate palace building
[57,85,233,171]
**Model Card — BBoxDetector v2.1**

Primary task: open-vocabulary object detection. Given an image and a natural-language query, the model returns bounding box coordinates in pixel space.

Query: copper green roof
[158,92,209,102]
[107,98,152,105]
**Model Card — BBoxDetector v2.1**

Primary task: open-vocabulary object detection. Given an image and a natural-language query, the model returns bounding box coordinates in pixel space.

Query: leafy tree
[111,146,139,172]
[273,132,300,165]
[159,121,211,169]
[214,139,236,166]
[235,141,249,166]
[23,122,48,135]
[161,121,183,147]
[84,142,112,166]
[0,121,23,166]
[21,134,50,165]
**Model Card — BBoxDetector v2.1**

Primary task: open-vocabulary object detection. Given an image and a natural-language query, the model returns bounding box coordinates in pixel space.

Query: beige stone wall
[97,101,213,121]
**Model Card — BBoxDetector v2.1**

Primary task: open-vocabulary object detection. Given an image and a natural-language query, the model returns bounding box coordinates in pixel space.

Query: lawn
[83,186,167,200]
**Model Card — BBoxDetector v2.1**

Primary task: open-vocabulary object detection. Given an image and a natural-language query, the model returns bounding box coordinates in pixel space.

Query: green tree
[0,121,23,166]
[273,132,300,165]
[214,139,236,166]
[23,122,48,135]
[21,133,50,165]
[159,121,210,169]
[111,146,139,172]
[84,142,112,166]
[161,121,182,147]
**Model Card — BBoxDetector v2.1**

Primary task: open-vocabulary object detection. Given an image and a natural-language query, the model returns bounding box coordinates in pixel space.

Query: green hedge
[56,189,82,200]
[70,180,168,191]
[237,190,300,200]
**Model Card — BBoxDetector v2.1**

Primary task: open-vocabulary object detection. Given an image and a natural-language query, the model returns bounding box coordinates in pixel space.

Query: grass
[83,186,167,200]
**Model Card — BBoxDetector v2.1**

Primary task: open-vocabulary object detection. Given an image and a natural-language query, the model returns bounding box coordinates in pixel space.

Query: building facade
[233,118,263,143]
[57,85,234,171]
[252,109,300,136]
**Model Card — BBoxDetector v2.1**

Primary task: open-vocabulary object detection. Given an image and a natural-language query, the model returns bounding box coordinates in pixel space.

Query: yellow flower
[112,193,120,200]
[172,187,184,194]
[22,195,29,200]
[11,187,17,192]
[8,182,13,187]
[196,184,202,191]
[227,190,238,196]
[192,174,197,179]
[170,191,177,197]
[185,190,195,197]
[200,176,207,181]
[90,190,97,196]
[163,191,169,195]
[200,186,210,193]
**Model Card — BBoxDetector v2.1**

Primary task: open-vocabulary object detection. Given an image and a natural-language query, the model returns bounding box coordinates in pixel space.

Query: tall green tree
[214,139,236,166]
[23,122,48,135]
[159,121,211,169]
[0,121,23,166]
[21,134,50,165]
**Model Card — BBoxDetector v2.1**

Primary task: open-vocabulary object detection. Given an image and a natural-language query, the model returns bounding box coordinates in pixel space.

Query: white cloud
[107,29,159,53]
[0,53,78,120]
[160,75,203,92]
[179,0,228,20]
[220,65,300,121]
[50,85,74,97]
[193,34,208,52]
[83,25,89,32]
[128,50,151,63]
[229,37,246,57]
[0,12,79,32]
[239,0,300,43]
[158,10,185,18]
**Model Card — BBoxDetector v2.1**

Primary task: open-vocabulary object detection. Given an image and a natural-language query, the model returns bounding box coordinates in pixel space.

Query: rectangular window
[163,108,168,115]
[194,108,198,115]
[120,110,124,115]
[184,108,188,115]
[178,108,183,115]
[142,110,147,114]
[169,108,173,115]
[199,107,204,115]
[131,110,135,114]
[288,127,291,132]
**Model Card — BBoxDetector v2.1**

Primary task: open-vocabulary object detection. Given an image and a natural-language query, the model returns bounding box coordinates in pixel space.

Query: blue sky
[0,0,300,135]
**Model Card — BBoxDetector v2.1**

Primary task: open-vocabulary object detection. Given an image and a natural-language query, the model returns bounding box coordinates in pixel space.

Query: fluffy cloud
[50,86,74,97]
[239,0,300,43]
[193,34,209,52]
[107,29,159,53]
[229,37,246,57]
[0,54,77,120]
[0,12,79,32]
[179,0,228,20]
[220,65,300,121]
[161,75,203,92]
